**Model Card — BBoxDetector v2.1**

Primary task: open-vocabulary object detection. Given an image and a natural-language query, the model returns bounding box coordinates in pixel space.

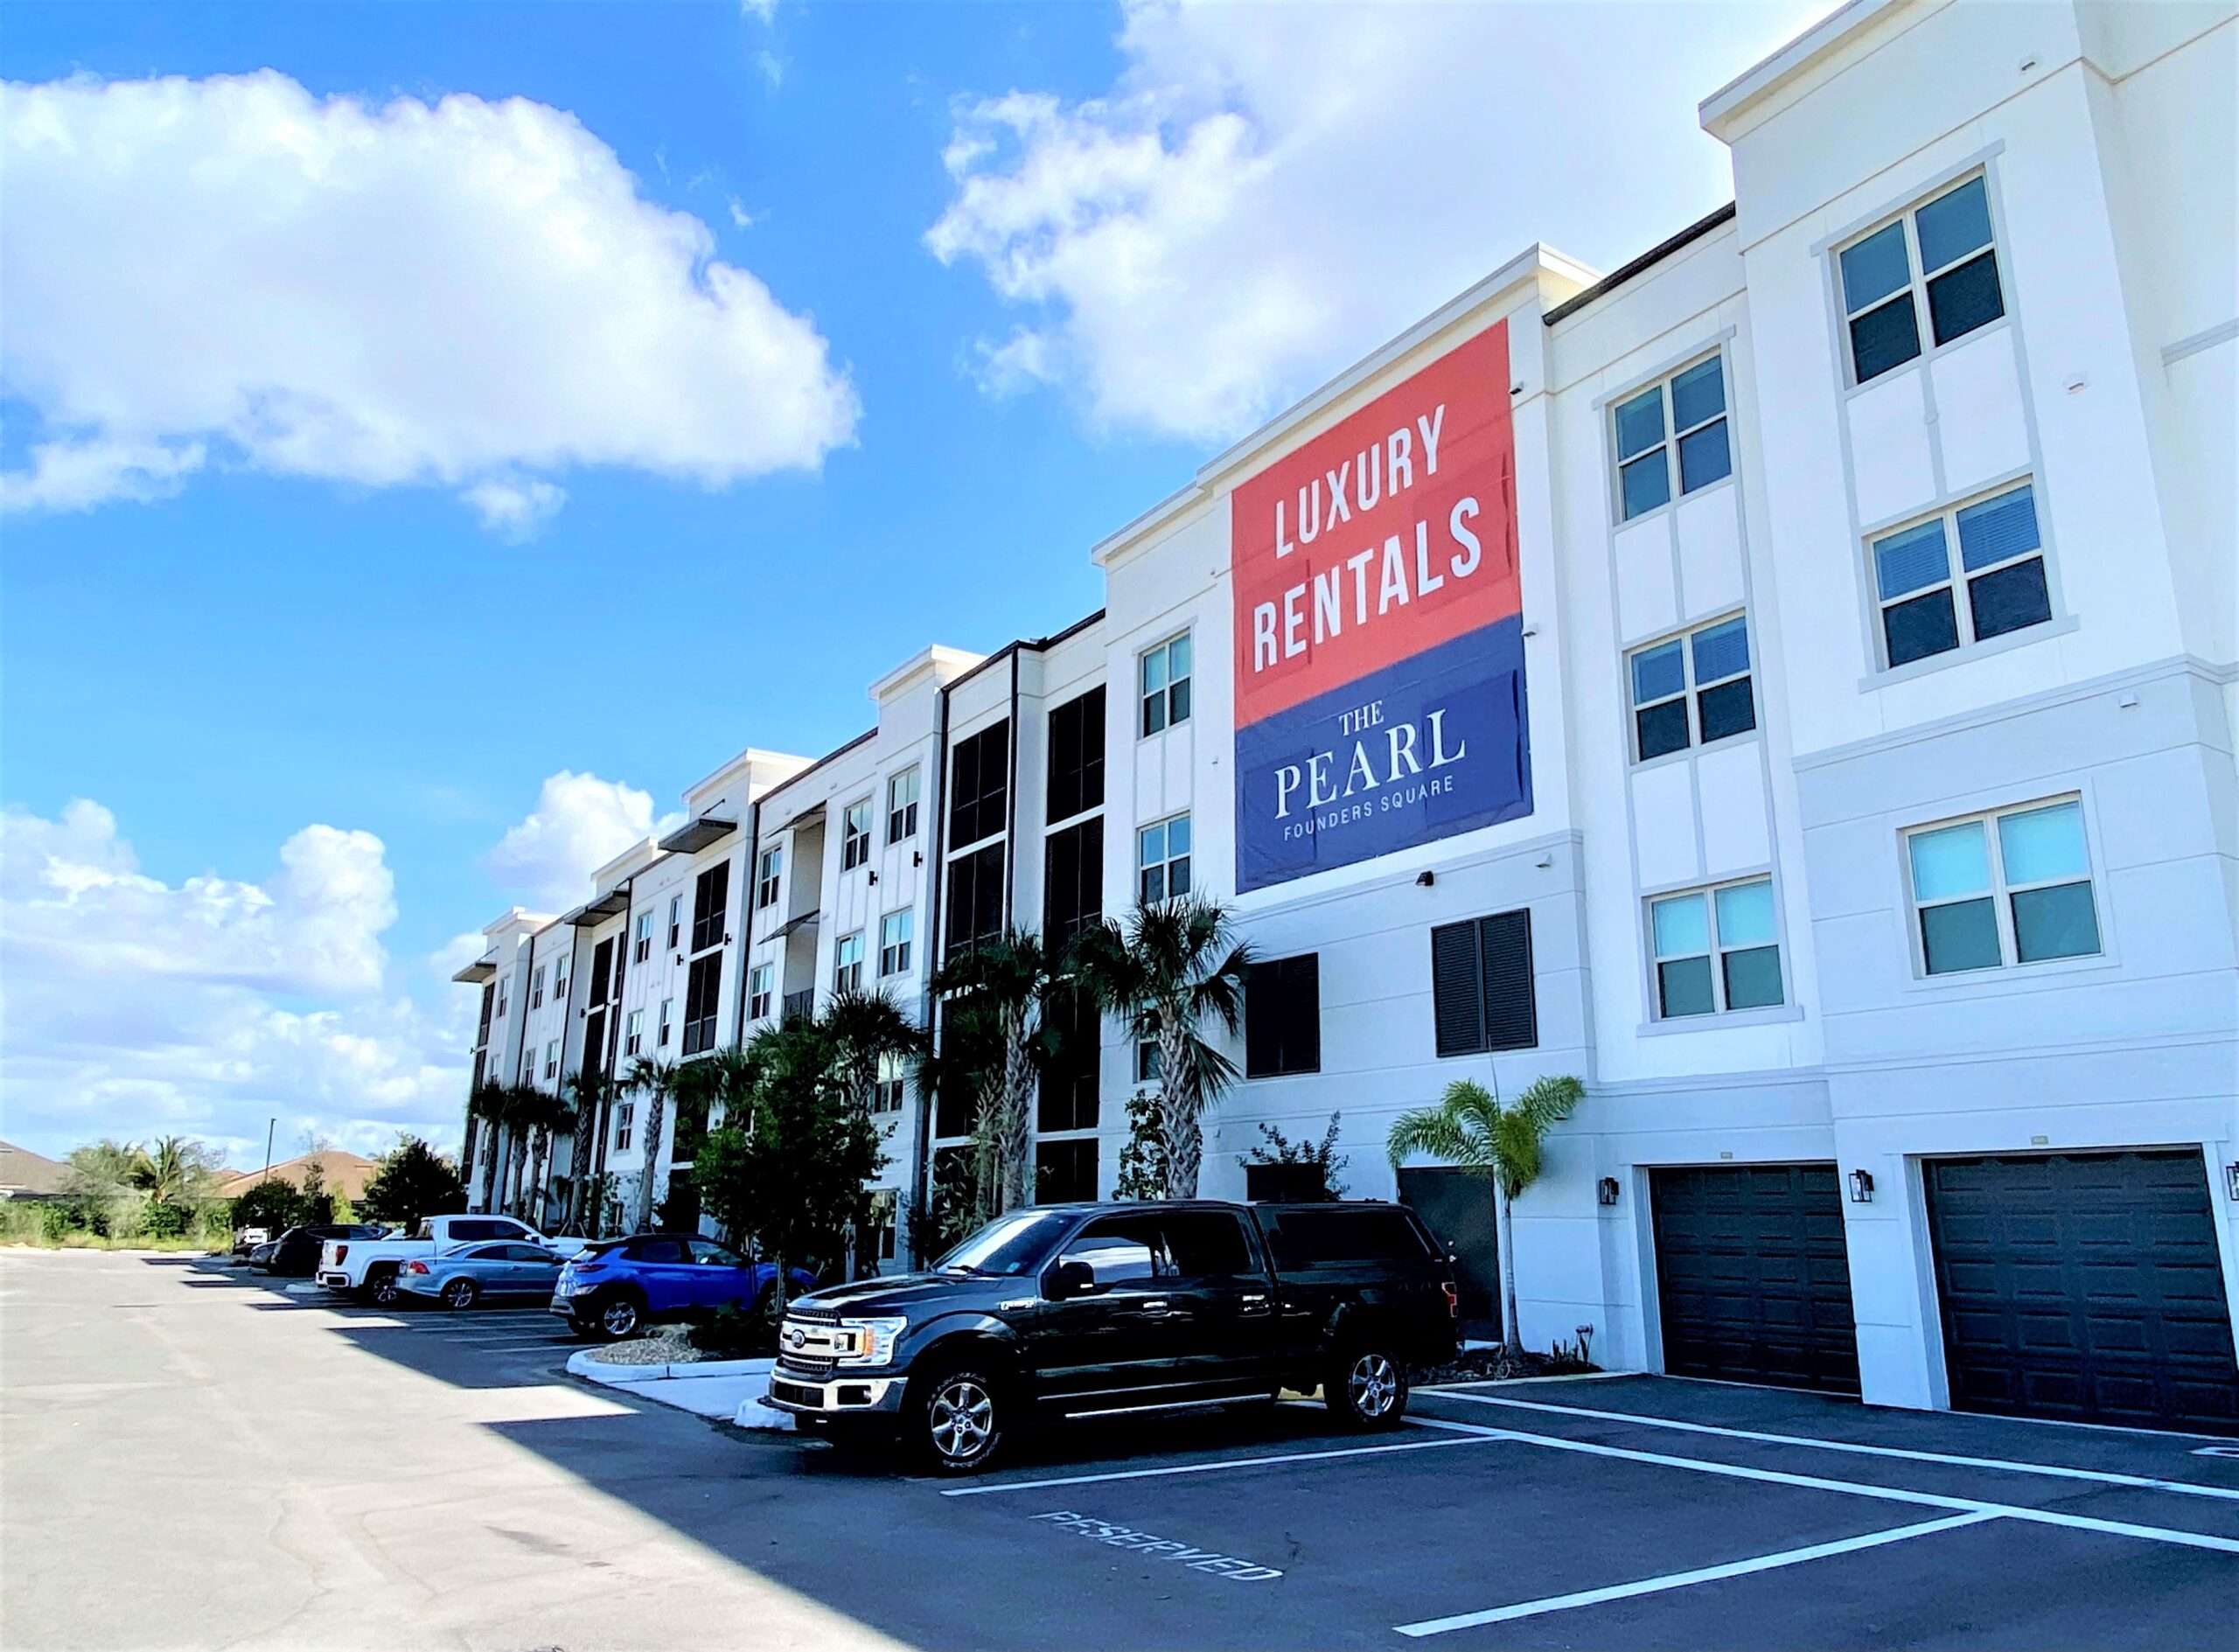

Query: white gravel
[584,1329,702,1367]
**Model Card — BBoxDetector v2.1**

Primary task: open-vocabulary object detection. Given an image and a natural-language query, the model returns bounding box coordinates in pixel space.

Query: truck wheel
[910,1362,1007,1475]
[1324,1345,1408,1430]
[593,1291,645,1341]
[440,1278,479,1311]
[365,1266,401,1308]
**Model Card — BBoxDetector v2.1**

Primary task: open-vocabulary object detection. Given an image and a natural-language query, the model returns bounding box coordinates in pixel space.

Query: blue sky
[0,0,1824,1165]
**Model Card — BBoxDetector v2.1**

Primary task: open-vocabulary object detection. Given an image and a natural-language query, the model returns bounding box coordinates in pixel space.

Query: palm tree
[623,1057,678,1234]
[512,1089,572,1227]
[930,933,1060,1211]
[1385,1074,1584,1360]
[1076,896,1252,1200]
[820,986,928,1116]
[467,1083,515,1213]
[130,1135,213,1206]
[556,1070,608,1233]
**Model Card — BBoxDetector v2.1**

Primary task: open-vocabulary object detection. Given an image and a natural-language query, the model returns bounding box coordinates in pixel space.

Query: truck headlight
[837,1317,907,1366]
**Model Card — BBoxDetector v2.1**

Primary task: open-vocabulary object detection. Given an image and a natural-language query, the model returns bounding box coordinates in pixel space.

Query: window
[1839,173,2005,386]
[1140,633,1191,736]
[1137,812,1192,905]
[1629,615,1755,762]
[681,953,722,1056]
[756,847,782,910]
[625,1007,645,1056]
[1035,1139,1099,1206]
[543,1040,558,1081]
[633,911,653,964]
[1038,985,1099,1133]
[1431,910,1537,1056]
[689,861,729,953]
[520,1049,535,1084]
[945,841,1006,959]
[1245,953,1321,1077]
[1649,877,1783,1019]
[667,894,682,951]
[871,1053,907,1114]
[658,997,673,1048]
[687,1238,745,1267]
[1057,1215,1161,1278]
[1907,798,2099,976]
[1260,1206,1434,1271]
[834,931,865,993]
[879,909,913,977]
[841,798,873,871]
[615,1102,636,1152]
[1043,817,1104,945]
[949,721,1009,847]
[1871,480,2050,669]
[887,766,920,843]
[494,982,508,1020]
[1135,1039,1161,1084]
[748,962,774,1021]
[553,956,569,1000]
[530,965,546,1010]
[1612,355,1731,520]
[1046,686,1107,821]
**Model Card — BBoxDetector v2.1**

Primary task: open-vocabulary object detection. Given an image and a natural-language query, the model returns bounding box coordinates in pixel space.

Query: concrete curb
[565,1349,775,1385]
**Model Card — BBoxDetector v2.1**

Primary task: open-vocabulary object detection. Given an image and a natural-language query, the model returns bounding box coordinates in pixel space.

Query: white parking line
[940,1432,1508,1498]
[1409,1416,2239,1556]
[1394,1512,2002,1636]
[1423,1392,2239,1504]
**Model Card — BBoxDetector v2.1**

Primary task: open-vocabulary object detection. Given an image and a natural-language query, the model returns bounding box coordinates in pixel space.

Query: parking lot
[5,1248,2235,1651]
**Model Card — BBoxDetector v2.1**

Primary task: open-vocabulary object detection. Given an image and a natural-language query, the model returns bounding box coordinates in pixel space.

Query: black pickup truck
[761,1199,1459,1473]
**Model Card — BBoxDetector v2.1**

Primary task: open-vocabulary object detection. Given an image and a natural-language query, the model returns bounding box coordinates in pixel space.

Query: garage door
[1926,1151,2239,1434]
[1650,1164,1859,1393]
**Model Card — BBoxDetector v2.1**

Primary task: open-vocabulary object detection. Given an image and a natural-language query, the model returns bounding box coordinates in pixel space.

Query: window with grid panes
[1140,634,1192,736]
[748,962,773,1021]
[834,931,865,993]
[667,894,682,951]
[840,798,873,871]
[756,847,782,910]
[1046,686,1107,822]
[1649,878,1783,1018]
[681,953,722,1056]
[658,997,673,1047]
[1137,813,1192,905]
[1871,481,2050,669]
[531,966,545,1009]
[879,909,913,977]
[544,1040,558,1080]
[948,721,1010,847]
[1907,798,2099,976]
[1629,615,1755,762]
[689,862,729,953]
[1612,355,1731,520]
[887,766,919,843]
[945,841,1006,959]
[625,1008,645,1056]
[1838,174,2005,386]
[633,911,652,964]
[1043,817,1104,946]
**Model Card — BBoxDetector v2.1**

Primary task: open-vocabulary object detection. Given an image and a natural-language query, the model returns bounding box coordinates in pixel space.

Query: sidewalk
[566,1349,792,1428]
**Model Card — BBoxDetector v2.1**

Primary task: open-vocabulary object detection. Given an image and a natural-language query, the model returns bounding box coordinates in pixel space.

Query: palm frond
[1385,1106,1483,1173]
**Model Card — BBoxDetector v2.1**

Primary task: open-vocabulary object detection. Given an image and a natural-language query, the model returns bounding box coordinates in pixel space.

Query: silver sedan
[394,1241,566,1310]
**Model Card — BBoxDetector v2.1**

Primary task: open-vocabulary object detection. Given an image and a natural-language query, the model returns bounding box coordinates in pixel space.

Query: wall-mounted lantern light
[868,870,878,886]
[1848,1168,1875,1204]
[1415,869,1435,888]
[1597,1176,1621,1207]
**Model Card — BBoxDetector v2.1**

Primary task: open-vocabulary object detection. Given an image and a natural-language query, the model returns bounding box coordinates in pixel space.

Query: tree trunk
[636,1092,666,1233]
[1156,1020,1196,1199]
[529,1130,550,1230]
[997,1016,1035,1212]
[479,1127,500,1213]
[1496,1184,1523,1357]
[565,1119,591,1233]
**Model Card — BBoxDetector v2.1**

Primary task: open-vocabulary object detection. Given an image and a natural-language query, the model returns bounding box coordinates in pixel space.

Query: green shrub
[141,1201,189,1239]
[39,1203,77,1243]
[684,1304,776,1360]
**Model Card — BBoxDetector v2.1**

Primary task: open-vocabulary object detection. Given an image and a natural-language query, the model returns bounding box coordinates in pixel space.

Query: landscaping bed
[1414,1344,1600,1385]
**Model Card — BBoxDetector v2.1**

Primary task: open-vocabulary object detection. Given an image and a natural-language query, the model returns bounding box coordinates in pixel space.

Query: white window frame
[756,847,782,910]
[494,983,508,1020]
[530,965,545,1010]
[1645,875,1786,1021]
[615,1101,635,1152]
[748,962,774,1021]
[624,1007,645,1056]
[871,1053,907,1115]
[1139,631,1192,737]
[667,893,682,951]
[633,911,652,964]
[834,931,865,993]
[1866,477,2053,673]
[887,766,920,843]
[1610,351,1731,522]
[879,909,913,978]
[1137,812,1192,905]
[543,1040,559,1081]
[1902,795,2103,979]
[840,798,873,871]
[553,958,569,1000]
[1626,612,1755,766]
[1836,170,2005,391]
[658,996,673,1048]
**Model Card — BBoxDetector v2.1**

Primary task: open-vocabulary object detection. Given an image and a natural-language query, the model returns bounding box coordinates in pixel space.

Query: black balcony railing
[781,990,815,1024]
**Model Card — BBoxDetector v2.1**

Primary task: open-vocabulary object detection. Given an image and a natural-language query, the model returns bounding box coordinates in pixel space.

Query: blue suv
[550,1231,815,1341]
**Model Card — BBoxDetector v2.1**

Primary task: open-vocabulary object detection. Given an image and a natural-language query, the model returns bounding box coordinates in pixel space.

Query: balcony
[782,990,815,1024]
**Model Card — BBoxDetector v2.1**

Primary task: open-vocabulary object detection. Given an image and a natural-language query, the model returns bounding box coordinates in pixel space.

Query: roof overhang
[659,815,737,855]
[568,888,630,927]
[767,909,821,942]
[451,957,498,984]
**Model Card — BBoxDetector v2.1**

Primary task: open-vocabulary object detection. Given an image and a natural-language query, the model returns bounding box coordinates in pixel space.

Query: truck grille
[778,1354,838,1378]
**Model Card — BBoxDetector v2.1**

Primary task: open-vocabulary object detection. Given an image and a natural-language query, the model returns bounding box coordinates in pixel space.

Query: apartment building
[456,0,2238,1433]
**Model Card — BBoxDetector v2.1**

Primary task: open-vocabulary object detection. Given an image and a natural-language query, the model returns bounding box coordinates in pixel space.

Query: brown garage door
[1650,1164,1860,1393]
[1926,1151,2239,1434]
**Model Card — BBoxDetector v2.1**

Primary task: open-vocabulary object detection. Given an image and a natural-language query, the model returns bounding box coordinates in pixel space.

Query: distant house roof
[215,1149,380,1204]
[0,1140,70,1198]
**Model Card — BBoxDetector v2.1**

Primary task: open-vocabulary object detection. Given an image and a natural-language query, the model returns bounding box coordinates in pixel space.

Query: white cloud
[1,71,859,518]
[740,0,778,21]
[0,801,468,1163]
[729,198,758,230]
[755,50,787,89]
[461,477,568,541]
[926,0,1829,443]
[484,770,682,910]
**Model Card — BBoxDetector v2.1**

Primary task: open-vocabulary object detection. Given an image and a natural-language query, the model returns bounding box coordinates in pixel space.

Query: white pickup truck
[317,1215,586,1306]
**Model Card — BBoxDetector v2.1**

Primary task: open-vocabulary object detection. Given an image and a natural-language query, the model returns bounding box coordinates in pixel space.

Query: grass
[0,1201,228,1252]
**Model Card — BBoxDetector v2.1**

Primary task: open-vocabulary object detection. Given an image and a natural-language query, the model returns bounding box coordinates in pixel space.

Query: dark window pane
[1677,419,1731,492]
[1915,177,1993,271]
[1921,897,2001,973]
[1883,589,1959,666]
[1657,957,1715,1018]
[1957,484,2040,571]
[1695,677,1757,743]
[1160,1210,1252,1277]
[1669,357,1726,430]
[1037,986,1101,1133]
[1620,451,1671,519]
[1042,818,1103,947]
[1061,1230,1153,1283]
[2011,881,2100,963]
[1614,387,1664,460]
[1839,220,1911,311]
[1636,699,1691,761]
[1926,250,2004,345]
[1168,675,1191,725]
[1850,296,1922,383]
[1722,944,1784,1009]
[1034,1139,1097,1205]
[1631,639,1686,704]
[1966,555,2050,642]
[1169,855,1192,898]
[1874,519,1950,601]
[1245,953,1320,1078]
[1141,693,1166,736]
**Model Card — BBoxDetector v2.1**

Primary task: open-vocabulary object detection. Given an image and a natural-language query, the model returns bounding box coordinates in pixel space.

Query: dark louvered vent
[1432,910,1537,1056]
[1431,921,1485,1056]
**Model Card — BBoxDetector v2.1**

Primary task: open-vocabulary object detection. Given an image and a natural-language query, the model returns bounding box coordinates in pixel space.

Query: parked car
[759,1200,1460,1474]
[232,1225,271,1258]
[549,1232,815,1341]
[252,1223,387,1278]
[394,1241,566,1309]
[316,1214,584,1306]
[246,1239,277,1268]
